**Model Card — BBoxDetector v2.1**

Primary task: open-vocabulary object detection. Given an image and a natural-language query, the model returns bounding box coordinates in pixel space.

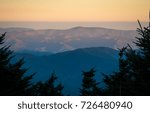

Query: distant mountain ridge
[0,27,137,53]
[14,47,119,95]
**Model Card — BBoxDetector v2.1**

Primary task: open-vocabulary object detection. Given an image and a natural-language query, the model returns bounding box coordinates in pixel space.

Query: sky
[0,0,149,22]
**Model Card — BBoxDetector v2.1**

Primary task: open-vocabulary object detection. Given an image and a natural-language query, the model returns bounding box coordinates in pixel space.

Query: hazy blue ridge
[13,47,119,95]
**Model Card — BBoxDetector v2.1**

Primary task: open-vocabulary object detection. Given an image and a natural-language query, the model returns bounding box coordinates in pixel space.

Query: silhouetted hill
[14,47,118,95]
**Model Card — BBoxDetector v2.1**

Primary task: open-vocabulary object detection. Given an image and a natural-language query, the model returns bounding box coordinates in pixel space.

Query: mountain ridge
[14,47,119,95]
[0,26,136,53]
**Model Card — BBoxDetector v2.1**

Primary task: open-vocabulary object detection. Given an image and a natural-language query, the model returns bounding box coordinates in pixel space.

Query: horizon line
[0,21,148,23]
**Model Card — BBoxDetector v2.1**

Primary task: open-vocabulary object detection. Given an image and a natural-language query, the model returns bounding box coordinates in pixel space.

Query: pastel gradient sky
[0,0,149,22]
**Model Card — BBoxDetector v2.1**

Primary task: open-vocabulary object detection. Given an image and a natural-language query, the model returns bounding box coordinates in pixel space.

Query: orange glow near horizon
[0,0,149,22]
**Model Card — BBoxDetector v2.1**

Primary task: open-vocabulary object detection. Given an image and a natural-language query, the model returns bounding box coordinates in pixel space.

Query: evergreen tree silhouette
[103,14,150,96]
[103,47,135,95]
[31,72,63,96]
[80,68,102,96]
[0,33,33,95]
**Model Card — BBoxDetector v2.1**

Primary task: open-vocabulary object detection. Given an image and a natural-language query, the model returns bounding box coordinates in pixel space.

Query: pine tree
[80,68,102,96]
[32,72,63,96]
[131,19,150,95]
[103,14,150,95]
[0,33,33,95]
[103,47,135,95]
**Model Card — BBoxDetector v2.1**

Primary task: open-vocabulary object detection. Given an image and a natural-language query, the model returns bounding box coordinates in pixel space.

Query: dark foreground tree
[31,72,63,96]
[103,18,150,95]
[80,68,102,96]
[0,33,33,95]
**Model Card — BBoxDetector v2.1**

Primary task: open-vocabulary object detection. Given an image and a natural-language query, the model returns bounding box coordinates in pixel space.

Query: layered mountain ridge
[14,47,119,95]
[0,27,136,53]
